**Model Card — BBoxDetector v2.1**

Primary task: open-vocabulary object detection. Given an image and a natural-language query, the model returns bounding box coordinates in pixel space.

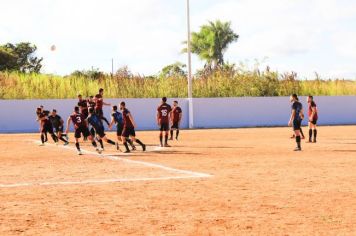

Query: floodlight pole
[186,0,194,129]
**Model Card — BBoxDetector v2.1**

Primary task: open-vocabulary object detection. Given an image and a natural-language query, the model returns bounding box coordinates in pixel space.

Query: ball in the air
[50,45,56,51]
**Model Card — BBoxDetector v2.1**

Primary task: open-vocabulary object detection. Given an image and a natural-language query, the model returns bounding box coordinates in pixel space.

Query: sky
[1,0,356,79]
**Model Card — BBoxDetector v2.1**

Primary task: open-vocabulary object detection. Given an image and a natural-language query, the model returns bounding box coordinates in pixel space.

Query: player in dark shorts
[156,97,172,147]
[36,107,58,145]
[48,109,69,145]
[77,94,89,118]
[87,108,117,151]
[94,88,110,126]
[288,94,304,151]
[169,101,182,141]
[307,95,318,143]
[290,97,305,140]
[87,96,96,137]
[109,105,136,151]
[120,101,146,153]
[65,106,100,155]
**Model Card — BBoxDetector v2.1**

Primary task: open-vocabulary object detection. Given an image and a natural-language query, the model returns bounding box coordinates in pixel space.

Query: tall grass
[1,70,356,99]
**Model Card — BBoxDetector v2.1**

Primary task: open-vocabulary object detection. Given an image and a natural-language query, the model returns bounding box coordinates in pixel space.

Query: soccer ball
[50,45,56,51]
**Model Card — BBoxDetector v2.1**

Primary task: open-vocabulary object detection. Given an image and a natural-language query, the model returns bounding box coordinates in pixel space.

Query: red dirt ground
[0,126,356,235]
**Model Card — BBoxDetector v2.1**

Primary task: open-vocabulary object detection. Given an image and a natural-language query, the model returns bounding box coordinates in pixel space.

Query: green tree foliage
[159,62,186,78]
[0,42,43,73]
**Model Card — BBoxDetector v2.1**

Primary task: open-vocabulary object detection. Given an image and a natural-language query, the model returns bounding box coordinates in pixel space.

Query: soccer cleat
[294,147,302,151]
[175,137,178,141]
[39,143,45,146]
[313,140,317,143]
[169,137,173,141]
[77,150,83,155]
[131,145,136,151]
[160,144,164,147]
[64,142,69,146]
[124,150,131,153]
[164,144,171,147]
[96,148,102,154]
[142,144,146,152]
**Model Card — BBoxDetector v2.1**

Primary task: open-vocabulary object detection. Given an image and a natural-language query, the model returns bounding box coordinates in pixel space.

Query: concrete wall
[0,96,355,133]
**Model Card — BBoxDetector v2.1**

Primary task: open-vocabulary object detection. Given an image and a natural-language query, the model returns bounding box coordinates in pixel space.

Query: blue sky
[1,0,356,79]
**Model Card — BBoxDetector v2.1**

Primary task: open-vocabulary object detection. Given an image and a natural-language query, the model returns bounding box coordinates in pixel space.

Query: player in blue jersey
[87,107,117,151]
[288,94,304,151]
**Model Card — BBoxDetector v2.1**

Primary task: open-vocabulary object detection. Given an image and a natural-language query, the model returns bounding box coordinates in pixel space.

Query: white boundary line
[0,140,212,188]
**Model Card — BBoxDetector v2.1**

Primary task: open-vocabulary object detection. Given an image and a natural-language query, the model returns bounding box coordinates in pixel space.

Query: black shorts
[293,119,302,131]
[309,119,318,125]
[95,108,103,117]
[54,126,64,133]
[41,121,54,134]
[75,126,90,139]
[116,125,123,137]
[171,121,179,129]
[160,122,169,132]
[122,127,135,137]
[95,127,106,138]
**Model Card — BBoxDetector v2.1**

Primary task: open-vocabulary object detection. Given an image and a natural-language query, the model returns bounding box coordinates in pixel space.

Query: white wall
[0,96,355,133]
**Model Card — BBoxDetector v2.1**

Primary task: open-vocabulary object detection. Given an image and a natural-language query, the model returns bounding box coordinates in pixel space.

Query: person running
[48,109,69,145]
[94,88,110,126]
[65,106,100,155]
[36,107,58,145]
[169,101,182,141]
[157,97,172,147]
[109,105,136,151]
[87,107,117,151]
[307,95,318,143]
[288,94,304,151]
[77,94,89,118]
[120,101,146,153]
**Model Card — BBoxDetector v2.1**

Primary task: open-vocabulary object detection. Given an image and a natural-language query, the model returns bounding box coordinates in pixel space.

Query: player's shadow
[171,145,254,149]
[332,150,356,153]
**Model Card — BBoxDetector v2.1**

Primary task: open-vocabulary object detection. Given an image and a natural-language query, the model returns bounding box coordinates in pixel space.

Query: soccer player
[87,96,96,137]
[307,95,318,143]
[170,101,182,140]
[77,94,89,118]
[120,101,146,153]
[157,97,172,147]
[109,105,136,151]
[48,109,69,145]
[87,108,117,151]
[65,106,100,155]
[94,88,110,126]
[288,94,304,151]
[36,107,58,145]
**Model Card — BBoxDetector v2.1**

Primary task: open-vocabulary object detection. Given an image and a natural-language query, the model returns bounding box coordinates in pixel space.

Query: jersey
[112,111,123,126]
[70,113,87,129]
[171,106,182,123]
[78,99,88,114]
[48,115,62,128]
[122,108,134,128]
[308,101,318,120]
[292,101,303,121]
[88,100,96,109]
[95,94,103,109]
[157,103,172,124]
[87,113,104,130]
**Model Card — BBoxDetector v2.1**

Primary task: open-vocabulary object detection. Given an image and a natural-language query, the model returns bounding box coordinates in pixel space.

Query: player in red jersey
[65,106,100,155]
[36,107,58,145]
[94,88,110,126]
[77,94,89,118]
[307,96,318,143]
[120,101,146,153]
[169,101,182,141]
[157,97,172,147]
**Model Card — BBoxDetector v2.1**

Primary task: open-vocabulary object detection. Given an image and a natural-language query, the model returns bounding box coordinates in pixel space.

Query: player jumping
[65,106,101,155]
[77,94,89,118]
[307,95,318,143]
[94,88,110,126]
[48,109,69,145]
[157,97,172,147]
[36,107,58,145]
[169,101,182,140]
[288,94,304,151]
[120,101,146,153]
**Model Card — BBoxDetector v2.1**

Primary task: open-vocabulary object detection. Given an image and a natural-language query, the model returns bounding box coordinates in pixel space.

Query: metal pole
[186,0,194,128]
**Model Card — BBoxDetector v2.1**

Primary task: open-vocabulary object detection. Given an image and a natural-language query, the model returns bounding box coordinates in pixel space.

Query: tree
[183,20,239,70]
[159,62,186,78]
[0,42,43,73]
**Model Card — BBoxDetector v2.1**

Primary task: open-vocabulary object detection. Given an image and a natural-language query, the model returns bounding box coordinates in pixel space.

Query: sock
[296,135,301,148]
[75,142,80,151]
[135,139,144,147]
[313,129,317,141]
[107,139,115,145]
[309,129,312,141]
[51,134,58,142]
[41,134,45,144]
[176,130,179,138]
[159,134,163,145]
[170,130,173,138]
[59,137,67,143]
[91,141,97,148]
[165,134,168,144]
[98,139,104,149]
[90,127,95,136]
[128,139,135,147]
[123,142,130,151]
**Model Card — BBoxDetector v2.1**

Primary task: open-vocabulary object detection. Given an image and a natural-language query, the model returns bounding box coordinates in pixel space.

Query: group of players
[36,88,183,155]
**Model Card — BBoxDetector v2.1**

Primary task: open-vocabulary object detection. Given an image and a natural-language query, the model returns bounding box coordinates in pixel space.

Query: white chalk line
[0,140,212,188]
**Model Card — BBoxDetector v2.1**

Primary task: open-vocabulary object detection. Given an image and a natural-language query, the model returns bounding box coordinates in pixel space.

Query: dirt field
[1,126,356,235]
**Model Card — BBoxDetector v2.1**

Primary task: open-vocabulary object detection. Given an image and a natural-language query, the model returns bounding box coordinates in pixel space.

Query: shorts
[54,126,64,133]
[293,119,302,131]
[95,108,103,117]
[95,127,106,138]
[122,127,136,137]
[309,119,318,125]
[41,121,54,134]
[160,122,169,131]
[116,125,124,137]
[171,121,179,129]
[75,126,90,139]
